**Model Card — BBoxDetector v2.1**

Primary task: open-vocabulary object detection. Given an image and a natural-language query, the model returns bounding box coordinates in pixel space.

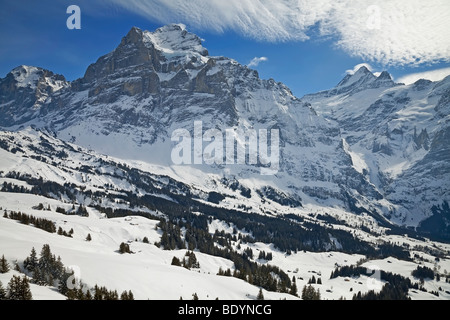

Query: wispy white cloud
[248,57,268,68]
[396,67,450,85]
[109,0,450,66]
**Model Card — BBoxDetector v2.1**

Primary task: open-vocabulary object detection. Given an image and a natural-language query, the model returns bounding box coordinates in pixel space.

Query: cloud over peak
[397,67,450,85]
[248,57,268,68]
[111,0,450,66]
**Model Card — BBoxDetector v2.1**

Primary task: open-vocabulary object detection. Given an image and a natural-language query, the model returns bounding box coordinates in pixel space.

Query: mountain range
[1,24,450,301]
[1,24,448,240]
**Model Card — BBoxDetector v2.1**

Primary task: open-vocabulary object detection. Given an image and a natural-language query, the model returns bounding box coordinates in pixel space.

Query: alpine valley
[0,25,449,300]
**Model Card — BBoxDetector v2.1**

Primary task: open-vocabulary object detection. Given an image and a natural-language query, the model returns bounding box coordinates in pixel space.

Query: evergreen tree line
[0,275,32,300]
[4,166,412,259]
[257,250,273,261]
[301,284,320,300]
[3,210,56,233]
[0,254,32,300]
[3,210,80,240]
[308,275,322,284]
[55,204,89,217]
[216,262,293,294]
[411,265,434,280]
[58,226,74,238]
[329,264,417,300]
[353,282,410,300]
[2,173,78,203]
[154,216,294,294]
[23,245,65,286]
[171,251,200,269]
[63,284,134,300]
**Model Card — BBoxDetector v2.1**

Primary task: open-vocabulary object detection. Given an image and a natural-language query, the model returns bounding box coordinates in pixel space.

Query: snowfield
[1,192,449,300]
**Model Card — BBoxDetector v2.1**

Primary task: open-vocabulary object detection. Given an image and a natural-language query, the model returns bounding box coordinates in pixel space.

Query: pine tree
[0,280,6,300]
[85,289,93,300]
[120,290,134,300]
[24,247,38,273]
[7,275,21,300]
[188,251,200,269]
[143,236,149,244]
[256,288,264,300]
[58,269,75,296]
[55,256,64,279]
[192,292,199,300]
[301,285,320,300]
[0,255,10,273]
[21,277,33,300]
[37,244,63,286]
[39,244,53,271]
[127,290,134,300]
[290,282,298,296]
[171,256,182,266]
[108,290,119,300]
[86,233,92,241]
[76,287,86,300]
[7,275,32,300]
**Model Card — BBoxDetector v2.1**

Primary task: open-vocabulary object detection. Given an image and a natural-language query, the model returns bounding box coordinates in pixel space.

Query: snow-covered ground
[1,192,449,300]
[0,193,296,300]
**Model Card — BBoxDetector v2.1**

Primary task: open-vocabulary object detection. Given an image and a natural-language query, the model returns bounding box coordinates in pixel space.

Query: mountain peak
[376,71,393,81]
[336,66,376,88]
[143,24,209,57]
[8,65,67,89]
[82,24,209,84]
[122,26,145,44]
[355,65,372,75]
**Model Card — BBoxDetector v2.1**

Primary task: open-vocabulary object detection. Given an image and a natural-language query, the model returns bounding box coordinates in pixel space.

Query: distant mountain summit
[309,66,397,98]
[0,65,69,126]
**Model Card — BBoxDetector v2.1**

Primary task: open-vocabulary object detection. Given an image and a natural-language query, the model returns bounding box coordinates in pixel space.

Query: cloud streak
[396,67,450,85]
[248,57,268,67]
[109,0,450,66]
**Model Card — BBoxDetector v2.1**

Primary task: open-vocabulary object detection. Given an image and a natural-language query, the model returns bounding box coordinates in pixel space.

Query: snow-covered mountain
[0,24,450,300]
[1,25,448,238]
[0,24,449,236]
[303,68,450,234]
[0,26,380,225]
[0,65,69,127]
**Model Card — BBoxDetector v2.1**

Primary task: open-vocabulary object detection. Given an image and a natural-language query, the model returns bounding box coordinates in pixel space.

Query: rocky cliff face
[0,65,69,127]
[0,25,448,235]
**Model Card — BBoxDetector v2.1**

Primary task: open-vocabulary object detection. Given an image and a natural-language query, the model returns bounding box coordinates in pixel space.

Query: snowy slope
[0,193,296,300]
[1,191,449,300]
[0,127,449,300]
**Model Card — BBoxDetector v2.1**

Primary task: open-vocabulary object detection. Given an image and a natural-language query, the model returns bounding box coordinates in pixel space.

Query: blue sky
[1,0,449,97]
